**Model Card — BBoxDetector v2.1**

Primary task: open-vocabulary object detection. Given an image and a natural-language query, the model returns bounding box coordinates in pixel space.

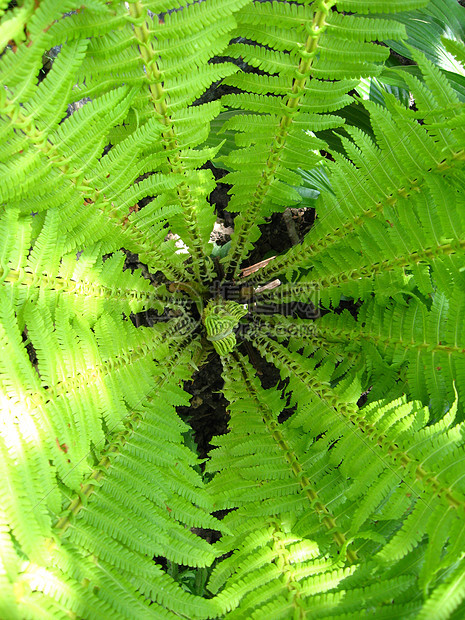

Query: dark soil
[243,207,315,269]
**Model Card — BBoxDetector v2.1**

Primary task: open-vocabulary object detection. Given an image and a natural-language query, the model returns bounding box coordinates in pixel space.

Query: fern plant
[1,0,465,617]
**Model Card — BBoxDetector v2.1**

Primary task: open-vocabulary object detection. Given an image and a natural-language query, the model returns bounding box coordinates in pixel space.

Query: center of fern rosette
[202,299,248,356]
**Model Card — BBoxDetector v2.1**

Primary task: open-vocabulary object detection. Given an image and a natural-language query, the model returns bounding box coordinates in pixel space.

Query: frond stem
[223,1,334,280]
[255,155,465,282]
[49,327,198,541]
[256,235,465,295]
[129,2,215,283]
[228,350,357,562]
[249,333,465,514]
[2,94,186,279]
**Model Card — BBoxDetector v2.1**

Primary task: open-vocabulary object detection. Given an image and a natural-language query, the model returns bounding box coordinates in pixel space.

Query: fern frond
[0,210,177,320]
[0,1,33,49]
[54,0,249,282]
[418,556,465,620]
[336,0,428,13]
[257,285,465,419]
[207,351,355,559]
[205,349,440,616]
[1,1,464,617]
[206,351,369,616]
[247,328,465,595]
[315,292,465,417]
[257,59,465,288]
[0,72,190,279]
[1,298,219,617]
[221,1,410,278]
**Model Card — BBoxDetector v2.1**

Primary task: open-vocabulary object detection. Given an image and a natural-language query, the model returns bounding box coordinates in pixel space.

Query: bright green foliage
[203,300,248,355]
[1,0,465,618]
